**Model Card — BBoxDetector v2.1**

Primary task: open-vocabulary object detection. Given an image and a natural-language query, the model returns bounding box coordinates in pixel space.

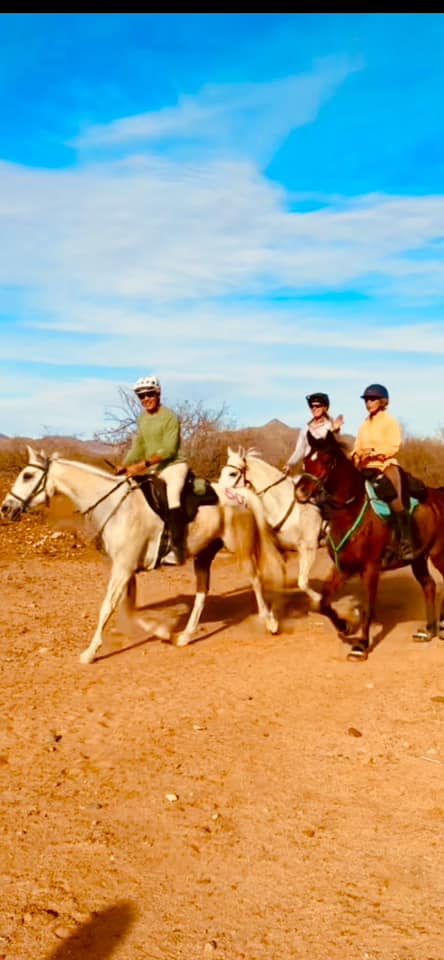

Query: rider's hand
[283,463,291,475]
[125,461,147,478]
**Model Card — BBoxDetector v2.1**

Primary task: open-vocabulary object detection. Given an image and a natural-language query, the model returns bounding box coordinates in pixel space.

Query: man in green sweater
[118,375,188,564]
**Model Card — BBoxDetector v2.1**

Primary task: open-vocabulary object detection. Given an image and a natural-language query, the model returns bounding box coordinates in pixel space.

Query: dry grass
[1,431,444,487]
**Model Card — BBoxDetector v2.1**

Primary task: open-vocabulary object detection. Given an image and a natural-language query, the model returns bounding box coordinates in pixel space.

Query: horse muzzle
[294,481,312,503]
[1,497,24,521]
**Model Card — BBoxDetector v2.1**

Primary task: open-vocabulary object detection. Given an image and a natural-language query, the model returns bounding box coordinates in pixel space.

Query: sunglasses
[310,403,325,409]
[138,391,158,400]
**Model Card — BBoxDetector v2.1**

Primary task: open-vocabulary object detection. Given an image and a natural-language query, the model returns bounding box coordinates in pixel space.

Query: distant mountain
[220,419,298,466]
[0,421,354,472]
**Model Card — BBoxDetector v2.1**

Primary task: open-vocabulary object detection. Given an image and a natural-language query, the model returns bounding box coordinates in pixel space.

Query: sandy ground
[0,499,443,960]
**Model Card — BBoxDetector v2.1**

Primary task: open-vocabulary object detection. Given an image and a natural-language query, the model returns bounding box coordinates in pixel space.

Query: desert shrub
[399,436,444,487]
[97,390,237,480]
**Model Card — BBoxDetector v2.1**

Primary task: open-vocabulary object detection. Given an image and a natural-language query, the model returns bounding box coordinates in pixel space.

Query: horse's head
[295,430,341,504]
[219,446,248,489]
[1,446,54,520]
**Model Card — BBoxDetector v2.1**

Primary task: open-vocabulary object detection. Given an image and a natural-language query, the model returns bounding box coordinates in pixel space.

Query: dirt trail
[0,509,443,960]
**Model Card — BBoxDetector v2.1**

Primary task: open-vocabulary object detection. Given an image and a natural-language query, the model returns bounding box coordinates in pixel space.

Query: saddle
[364,467,427,569]
[363,466,428,516]
[136,470,219,523]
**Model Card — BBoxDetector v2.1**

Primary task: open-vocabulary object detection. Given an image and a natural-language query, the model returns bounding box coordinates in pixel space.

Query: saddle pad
[365,481,419,520]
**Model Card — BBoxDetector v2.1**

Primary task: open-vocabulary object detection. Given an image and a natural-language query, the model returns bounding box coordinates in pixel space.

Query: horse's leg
[247,564,279,634]
[297,540,321,609]
[80,565,134,664]
[319,566,352,636]
[411,553,438,641]
[175,540,222,647]
[122,573,171,643]
[347,563,380,661]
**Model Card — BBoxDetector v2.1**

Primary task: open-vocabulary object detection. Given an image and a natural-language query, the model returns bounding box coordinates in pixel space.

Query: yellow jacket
[352,409,402,470]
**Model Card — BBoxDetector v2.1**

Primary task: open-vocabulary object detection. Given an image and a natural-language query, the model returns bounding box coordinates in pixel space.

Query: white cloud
[1,62,444,439]
[71,56,361,169]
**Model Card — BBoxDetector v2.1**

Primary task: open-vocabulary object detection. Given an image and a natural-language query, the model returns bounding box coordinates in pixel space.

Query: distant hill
[0,421,355,474]
[219,418,298,466]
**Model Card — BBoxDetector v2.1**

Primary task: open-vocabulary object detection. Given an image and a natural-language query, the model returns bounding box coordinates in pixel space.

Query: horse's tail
[223,489,285,592]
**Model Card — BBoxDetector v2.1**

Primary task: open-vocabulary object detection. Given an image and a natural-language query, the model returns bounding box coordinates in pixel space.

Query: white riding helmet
[133,375,161,394]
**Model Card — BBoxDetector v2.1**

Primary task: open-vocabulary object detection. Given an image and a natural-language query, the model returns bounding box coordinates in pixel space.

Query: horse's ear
[27,444,39,462]
[227,446,235,457]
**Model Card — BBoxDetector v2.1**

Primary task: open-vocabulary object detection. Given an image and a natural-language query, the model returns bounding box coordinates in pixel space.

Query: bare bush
[399,436,444,486]
[96,389,236,479]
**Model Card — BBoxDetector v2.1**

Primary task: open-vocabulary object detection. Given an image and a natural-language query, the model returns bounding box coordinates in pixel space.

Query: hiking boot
[396,510,416,562]
[168,507,187,565]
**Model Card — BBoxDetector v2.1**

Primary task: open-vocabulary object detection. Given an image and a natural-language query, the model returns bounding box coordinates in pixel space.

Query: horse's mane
[334,435,354,459]
[241,446,263,461]
[54,456,118,481]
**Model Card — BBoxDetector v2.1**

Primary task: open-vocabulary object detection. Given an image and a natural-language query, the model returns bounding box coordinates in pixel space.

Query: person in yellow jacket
[352,384,415,561]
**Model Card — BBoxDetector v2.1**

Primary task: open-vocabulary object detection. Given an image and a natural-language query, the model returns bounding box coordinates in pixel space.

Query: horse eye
[22,471,34,481]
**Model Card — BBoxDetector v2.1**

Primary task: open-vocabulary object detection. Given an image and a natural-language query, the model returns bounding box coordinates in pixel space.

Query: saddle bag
[404,471,428,503]
[362,469,397,503]
[136,470,219,523]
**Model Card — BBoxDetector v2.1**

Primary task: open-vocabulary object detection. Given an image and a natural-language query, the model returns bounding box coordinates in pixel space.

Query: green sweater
[124,405,185,470]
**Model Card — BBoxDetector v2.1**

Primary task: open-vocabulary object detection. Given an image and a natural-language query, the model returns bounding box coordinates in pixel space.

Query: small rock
[54,926,71,940]
[165,792,179,802]
[204,941,217,954]
[348,727,363,737]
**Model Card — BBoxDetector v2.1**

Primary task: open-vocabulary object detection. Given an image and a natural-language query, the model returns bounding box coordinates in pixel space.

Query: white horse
[1,447,285,664]
[219,446,322,606]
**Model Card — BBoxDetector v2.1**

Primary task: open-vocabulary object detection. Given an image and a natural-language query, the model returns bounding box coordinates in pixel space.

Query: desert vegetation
[1,394,444,487]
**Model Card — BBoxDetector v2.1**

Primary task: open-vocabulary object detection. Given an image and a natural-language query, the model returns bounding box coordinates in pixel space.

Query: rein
[8,459,134,540]
[9,460,51,512]
[79,477,134,540]
[299,461,367,569]
[226,461,297,532]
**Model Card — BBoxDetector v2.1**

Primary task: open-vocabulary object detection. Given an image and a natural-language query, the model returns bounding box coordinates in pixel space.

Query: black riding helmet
[306,392,330,408]
[361,384,389,400]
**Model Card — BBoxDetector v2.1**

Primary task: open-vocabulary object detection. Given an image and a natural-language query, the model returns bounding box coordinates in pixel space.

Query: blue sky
[1,12,444,440]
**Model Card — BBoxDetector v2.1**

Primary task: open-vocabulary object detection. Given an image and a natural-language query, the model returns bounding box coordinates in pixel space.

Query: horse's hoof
[412,629,434,643]
[154,623,171,641]
[265,615,279,635]
[174,633,192,647]
[347,645,368,661]
[79,650,95,664]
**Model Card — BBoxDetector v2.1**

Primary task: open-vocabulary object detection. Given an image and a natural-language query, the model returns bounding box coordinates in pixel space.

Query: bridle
[225,460,287,497]
[6,458,134,538]
[225,460,298,532]
[299,457,359,510]
[7,459,52,513]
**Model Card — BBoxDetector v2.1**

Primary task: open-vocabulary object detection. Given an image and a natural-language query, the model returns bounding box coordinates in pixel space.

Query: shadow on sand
[96,582,292,660]
[45,901,136,960]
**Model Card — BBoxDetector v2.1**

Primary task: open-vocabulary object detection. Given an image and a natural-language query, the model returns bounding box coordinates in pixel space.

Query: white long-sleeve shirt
[287,415,338,466]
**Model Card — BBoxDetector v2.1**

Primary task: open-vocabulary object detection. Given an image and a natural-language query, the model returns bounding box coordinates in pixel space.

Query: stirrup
[398,541,415,562]
[162,549,179,566]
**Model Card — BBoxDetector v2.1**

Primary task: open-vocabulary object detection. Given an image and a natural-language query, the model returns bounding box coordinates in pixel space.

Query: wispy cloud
[1,16,444,440]
[72,56,361,169]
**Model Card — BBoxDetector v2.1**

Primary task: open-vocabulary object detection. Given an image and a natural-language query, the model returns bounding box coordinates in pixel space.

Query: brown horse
[295,430,444,660]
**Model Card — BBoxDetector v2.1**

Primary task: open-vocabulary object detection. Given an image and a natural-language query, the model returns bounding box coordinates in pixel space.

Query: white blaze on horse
[1,447,285,664]
[219,447,323,606]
